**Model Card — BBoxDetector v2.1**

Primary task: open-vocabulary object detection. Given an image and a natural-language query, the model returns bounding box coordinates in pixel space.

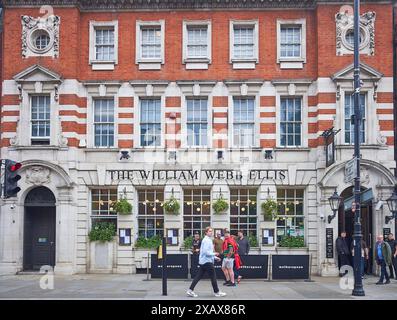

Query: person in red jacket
[221,230,241,286]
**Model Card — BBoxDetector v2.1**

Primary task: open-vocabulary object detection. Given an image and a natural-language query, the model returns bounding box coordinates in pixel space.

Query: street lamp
[328,191,342,224]
[385,186,397,224]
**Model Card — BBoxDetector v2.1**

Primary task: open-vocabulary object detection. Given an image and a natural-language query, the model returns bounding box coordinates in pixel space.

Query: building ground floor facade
[0,147,395,277]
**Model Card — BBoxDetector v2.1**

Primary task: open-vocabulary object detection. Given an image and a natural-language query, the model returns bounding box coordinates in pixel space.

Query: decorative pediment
[13,64,62,84]
[331,63,383,82]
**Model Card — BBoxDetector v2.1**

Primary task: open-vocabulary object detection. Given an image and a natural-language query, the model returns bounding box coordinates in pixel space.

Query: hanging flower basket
[163,196,180,215]
[113,198,133,215]
[261,198,278,221]
[212,195,229,215]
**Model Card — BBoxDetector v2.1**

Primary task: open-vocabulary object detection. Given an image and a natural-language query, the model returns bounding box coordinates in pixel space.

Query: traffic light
[3,160,22,198]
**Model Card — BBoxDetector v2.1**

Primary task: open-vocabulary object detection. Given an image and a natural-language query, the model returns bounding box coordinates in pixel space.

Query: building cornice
[1,0,392,11]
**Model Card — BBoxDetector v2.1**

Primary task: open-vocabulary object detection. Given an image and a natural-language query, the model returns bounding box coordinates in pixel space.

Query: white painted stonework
[0,70,395,276]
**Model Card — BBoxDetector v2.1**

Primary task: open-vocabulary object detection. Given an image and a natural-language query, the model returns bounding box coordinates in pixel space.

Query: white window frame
[228,95,259,148]
[277,19,306,68]
[275,188,306,246]
[279,97,303,148]
[89,21,118,70]
[182,20,211,65]
[136,20,165,69]
[137,97,165,148]
[87,95,118,149]
[183,97,210,148]
[30,95,51,144]
[93,98,116,148]
[229,20,259,69]
[275,92,308,148]
[342,91,368,146]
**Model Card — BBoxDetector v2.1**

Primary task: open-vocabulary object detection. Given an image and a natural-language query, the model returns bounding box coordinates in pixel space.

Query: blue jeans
[379,260,390,283]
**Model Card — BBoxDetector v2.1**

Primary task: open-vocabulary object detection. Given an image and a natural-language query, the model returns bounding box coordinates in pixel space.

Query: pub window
[138,189,164,238]
[280,97,302,147]
[276,189,305,244]
[183,189,211,239]
[233,98,255,147]
[94,99,115,147]
[187,98,208,147]
[140,99,161,147]
[344,93,366,144]
[90,189,117,230]
[230,189,257,237]
[31,95,51,145]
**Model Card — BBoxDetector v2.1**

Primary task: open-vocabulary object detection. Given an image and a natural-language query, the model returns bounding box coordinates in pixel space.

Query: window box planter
[89,239,117,273]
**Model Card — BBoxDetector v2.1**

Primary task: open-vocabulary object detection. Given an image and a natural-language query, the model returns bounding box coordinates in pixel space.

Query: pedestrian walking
[386,233,397,279]
[336,231,351,276]
[192,232,201,255]
[375,235,392,285]
[235,230,249,283]
[221,229,238,287]
[186,227,227,298]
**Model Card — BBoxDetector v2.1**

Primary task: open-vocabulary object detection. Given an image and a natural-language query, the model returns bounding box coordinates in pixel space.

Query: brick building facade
[0,0,395,276]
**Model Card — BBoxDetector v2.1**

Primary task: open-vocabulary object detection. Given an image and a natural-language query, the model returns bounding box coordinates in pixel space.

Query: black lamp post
[386,186,397,224]
[328,191,342,224]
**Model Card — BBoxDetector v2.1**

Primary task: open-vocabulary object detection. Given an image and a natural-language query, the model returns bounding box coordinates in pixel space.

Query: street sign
[344,158,356,183]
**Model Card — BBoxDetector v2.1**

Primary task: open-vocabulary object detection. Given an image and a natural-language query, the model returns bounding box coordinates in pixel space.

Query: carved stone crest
[360,166,370,185]
[21,15,60,58]
[26,166,51,186]
[335,11,375,56]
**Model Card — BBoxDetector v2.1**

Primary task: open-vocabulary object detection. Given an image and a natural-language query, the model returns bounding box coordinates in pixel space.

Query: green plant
[88,222,116,242]
[135,235,162,249]
[261,198,278,221]
[163,196,180,215]
[183,236,193,250]
[278,236,305,248]
[212,195,229,214]
[249,235,258,247]
[113,198,132,215]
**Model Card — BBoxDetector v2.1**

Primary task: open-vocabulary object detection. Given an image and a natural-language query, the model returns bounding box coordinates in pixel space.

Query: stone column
[54,186,76,275]
[116,182,135,274]
[0,199,23,274]
[319,187,339,277]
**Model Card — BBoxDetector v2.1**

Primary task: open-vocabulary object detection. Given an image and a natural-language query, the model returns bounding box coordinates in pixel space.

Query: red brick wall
[0,4,394,148]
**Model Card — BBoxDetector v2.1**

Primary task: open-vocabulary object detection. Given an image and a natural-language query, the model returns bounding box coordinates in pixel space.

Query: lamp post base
[352,288,365,296]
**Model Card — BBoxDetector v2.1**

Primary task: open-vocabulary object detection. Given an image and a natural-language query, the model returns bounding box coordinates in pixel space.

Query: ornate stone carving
[376,134,387,146]
[5,1,321,10]
[360,166,370,185]
[21,14,60,58]
[335,11,375,56]
[26,166,51,186]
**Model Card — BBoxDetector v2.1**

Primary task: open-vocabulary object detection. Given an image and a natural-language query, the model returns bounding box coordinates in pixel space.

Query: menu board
[262,228,275,246]
[326,228,334,259]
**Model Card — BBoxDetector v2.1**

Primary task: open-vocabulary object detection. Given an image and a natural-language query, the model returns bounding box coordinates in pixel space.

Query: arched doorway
[338,186,374,274]
[23,186,56,271]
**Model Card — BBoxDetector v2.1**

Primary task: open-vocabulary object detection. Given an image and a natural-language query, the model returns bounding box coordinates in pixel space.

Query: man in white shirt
[187,226,227,298]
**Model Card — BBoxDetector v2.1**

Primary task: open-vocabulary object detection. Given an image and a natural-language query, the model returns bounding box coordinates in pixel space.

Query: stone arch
[17,160,75,206]
[319,159,395,189]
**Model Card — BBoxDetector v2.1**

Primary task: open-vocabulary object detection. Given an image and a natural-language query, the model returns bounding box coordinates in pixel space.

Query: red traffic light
[10,162,22,172]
